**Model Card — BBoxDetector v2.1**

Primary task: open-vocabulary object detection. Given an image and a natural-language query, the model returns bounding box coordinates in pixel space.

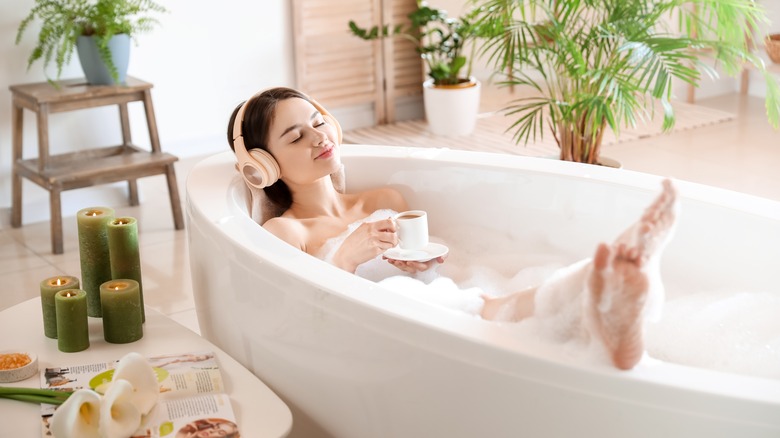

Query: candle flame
[109,282,128,291]
[113,219,130,225]
[50,277,68,286]
[86,209,102,217]
[62,291,77,298]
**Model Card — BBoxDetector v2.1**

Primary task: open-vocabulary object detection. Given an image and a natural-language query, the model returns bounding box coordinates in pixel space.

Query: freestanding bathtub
[186,146,780,438]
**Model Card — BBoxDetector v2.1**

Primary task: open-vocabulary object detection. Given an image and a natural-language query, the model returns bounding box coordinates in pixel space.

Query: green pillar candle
[40,275,80,339]
[107,217,145,322]
[77,206,115,317]
[100,279,143,344]
[55,289,90,352]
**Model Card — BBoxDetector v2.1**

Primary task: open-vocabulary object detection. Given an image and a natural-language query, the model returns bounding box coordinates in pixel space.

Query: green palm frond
[470,0,780,162]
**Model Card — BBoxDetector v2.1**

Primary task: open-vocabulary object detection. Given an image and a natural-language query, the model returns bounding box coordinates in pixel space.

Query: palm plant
[472,0,780,164]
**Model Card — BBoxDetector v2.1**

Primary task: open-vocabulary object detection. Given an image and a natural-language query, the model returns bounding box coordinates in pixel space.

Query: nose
[313,129,327,146]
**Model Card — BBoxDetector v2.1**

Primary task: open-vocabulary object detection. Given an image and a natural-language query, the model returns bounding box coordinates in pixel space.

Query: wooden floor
[343,84,736,158]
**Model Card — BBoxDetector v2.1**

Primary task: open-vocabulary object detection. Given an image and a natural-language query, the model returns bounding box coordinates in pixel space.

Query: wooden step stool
[10,76,184,254]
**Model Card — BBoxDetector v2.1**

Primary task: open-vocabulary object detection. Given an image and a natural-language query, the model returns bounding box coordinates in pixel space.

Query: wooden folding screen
[292,0,422,124]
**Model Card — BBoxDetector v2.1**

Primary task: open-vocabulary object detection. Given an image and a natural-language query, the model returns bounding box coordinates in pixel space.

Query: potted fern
[16,0,167,85]
[471,0,780,165]
[349,1,483,135]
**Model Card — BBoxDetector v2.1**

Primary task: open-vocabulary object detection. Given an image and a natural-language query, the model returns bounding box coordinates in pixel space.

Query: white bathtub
[186,146,780,438]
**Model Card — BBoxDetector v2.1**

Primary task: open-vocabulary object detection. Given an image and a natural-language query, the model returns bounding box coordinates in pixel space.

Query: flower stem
[0,386,71,405]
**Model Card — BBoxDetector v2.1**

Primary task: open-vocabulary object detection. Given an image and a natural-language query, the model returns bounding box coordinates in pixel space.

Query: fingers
[373,218,396,233]
[356,221,396,249]
[387,260,425,273]
[384,258,440,273]
[375,231,398,249]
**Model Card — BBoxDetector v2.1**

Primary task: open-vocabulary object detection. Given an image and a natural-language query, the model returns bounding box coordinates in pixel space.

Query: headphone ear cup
[240,148,280,189]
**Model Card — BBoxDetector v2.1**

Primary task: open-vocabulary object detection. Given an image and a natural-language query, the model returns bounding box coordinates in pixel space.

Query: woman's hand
[332,218,397,273]
[383,255,446,274]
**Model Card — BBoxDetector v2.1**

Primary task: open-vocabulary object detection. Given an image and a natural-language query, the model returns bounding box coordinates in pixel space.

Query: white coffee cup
[394,210,429,251]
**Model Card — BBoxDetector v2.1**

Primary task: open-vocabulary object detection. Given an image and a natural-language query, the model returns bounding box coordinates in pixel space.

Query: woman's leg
[481,287,537,322]
[481,180,678,369]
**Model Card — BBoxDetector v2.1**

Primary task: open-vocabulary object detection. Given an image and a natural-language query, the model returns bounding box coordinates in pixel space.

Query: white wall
[0,0,296,216]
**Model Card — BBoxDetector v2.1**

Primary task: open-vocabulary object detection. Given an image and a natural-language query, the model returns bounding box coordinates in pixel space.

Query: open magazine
[39,351,240,438]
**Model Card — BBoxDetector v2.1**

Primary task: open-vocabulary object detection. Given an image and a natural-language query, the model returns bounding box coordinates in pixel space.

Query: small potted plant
[15,0,167,85]
[349,1,483,135]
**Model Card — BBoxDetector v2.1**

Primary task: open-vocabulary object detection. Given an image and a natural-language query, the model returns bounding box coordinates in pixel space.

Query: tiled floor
[2,91,779,334]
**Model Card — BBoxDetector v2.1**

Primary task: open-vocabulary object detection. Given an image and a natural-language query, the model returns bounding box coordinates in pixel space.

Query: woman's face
[266,97,341,186]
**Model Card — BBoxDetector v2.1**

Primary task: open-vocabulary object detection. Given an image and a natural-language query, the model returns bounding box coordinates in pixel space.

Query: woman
[227,87,441,275]
[227,87,678,370]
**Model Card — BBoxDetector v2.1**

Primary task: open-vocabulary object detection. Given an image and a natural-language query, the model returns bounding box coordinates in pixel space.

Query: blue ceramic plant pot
[76,34,131,85]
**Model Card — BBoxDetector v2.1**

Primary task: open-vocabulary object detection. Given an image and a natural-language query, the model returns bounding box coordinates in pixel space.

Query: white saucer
[384,243,449,262]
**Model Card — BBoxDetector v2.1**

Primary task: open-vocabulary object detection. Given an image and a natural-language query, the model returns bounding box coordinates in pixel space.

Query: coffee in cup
[394,210,428,250]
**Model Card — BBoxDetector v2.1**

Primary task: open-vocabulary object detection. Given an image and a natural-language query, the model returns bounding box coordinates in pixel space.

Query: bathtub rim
[186,147,780,423]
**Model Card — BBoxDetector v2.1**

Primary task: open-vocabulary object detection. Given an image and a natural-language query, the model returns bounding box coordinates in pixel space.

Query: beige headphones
[232,91,342,189]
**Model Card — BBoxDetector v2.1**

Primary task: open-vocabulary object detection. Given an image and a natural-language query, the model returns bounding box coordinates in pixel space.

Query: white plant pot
[423,77,481,136]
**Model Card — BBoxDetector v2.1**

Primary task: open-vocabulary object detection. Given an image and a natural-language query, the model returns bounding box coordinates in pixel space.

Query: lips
[316,145,334,159]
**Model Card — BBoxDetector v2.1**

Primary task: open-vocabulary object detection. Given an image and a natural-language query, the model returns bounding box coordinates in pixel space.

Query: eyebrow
[279,111,320,139]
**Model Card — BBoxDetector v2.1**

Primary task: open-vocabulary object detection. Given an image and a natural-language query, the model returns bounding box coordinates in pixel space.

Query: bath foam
[320,211,778,379]
[646,291,780,380]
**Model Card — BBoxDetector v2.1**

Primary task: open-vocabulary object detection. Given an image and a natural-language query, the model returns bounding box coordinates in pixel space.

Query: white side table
[0,298,292,437]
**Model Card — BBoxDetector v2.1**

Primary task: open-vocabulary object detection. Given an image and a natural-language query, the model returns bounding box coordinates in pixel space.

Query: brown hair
[227,87,312,210]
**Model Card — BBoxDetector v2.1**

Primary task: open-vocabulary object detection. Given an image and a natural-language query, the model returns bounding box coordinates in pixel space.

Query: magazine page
[40,351,223,397]
[39,351,240,438]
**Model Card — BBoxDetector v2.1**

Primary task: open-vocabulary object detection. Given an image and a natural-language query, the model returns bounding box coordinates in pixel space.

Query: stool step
[14,144,178,190]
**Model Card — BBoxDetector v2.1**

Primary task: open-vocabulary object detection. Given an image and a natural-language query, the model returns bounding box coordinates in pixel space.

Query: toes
[593,243,611,271]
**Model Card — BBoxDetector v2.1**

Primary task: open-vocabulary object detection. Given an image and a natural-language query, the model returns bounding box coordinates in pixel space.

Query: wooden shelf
[10,76,184,254]
[14,145,178,190]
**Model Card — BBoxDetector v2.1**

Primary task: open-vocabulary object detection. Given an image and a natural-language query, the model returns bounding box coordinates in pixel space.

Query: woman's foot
[588,242,649,369]
[588,179,678,369]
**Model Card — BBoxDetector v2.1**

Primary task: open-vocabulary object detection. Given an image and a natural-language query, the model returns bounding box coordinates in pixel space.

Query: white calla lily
[112,352,159,415]
[50,389,101,438]
[99,379,142,438]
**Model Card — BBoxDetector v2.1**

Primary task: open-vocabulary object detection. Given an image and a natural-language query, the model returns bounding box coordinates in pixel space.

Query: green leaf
[468,0,780,160]
[15,0,167,84]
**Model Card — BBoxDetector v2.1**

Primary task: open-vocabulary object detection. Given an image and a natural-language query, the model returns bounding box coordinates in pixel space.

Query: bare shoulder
[362,187,408,212]
[262,216,307,250]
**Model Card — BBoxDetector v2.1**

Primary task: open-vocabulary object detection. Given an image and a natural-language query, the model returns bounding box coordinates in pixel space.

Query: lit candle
[77,206,115,317]
[100,279,143,344]
[55,289,89,352]
[107,216,145,322]
[39,275,80,338]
